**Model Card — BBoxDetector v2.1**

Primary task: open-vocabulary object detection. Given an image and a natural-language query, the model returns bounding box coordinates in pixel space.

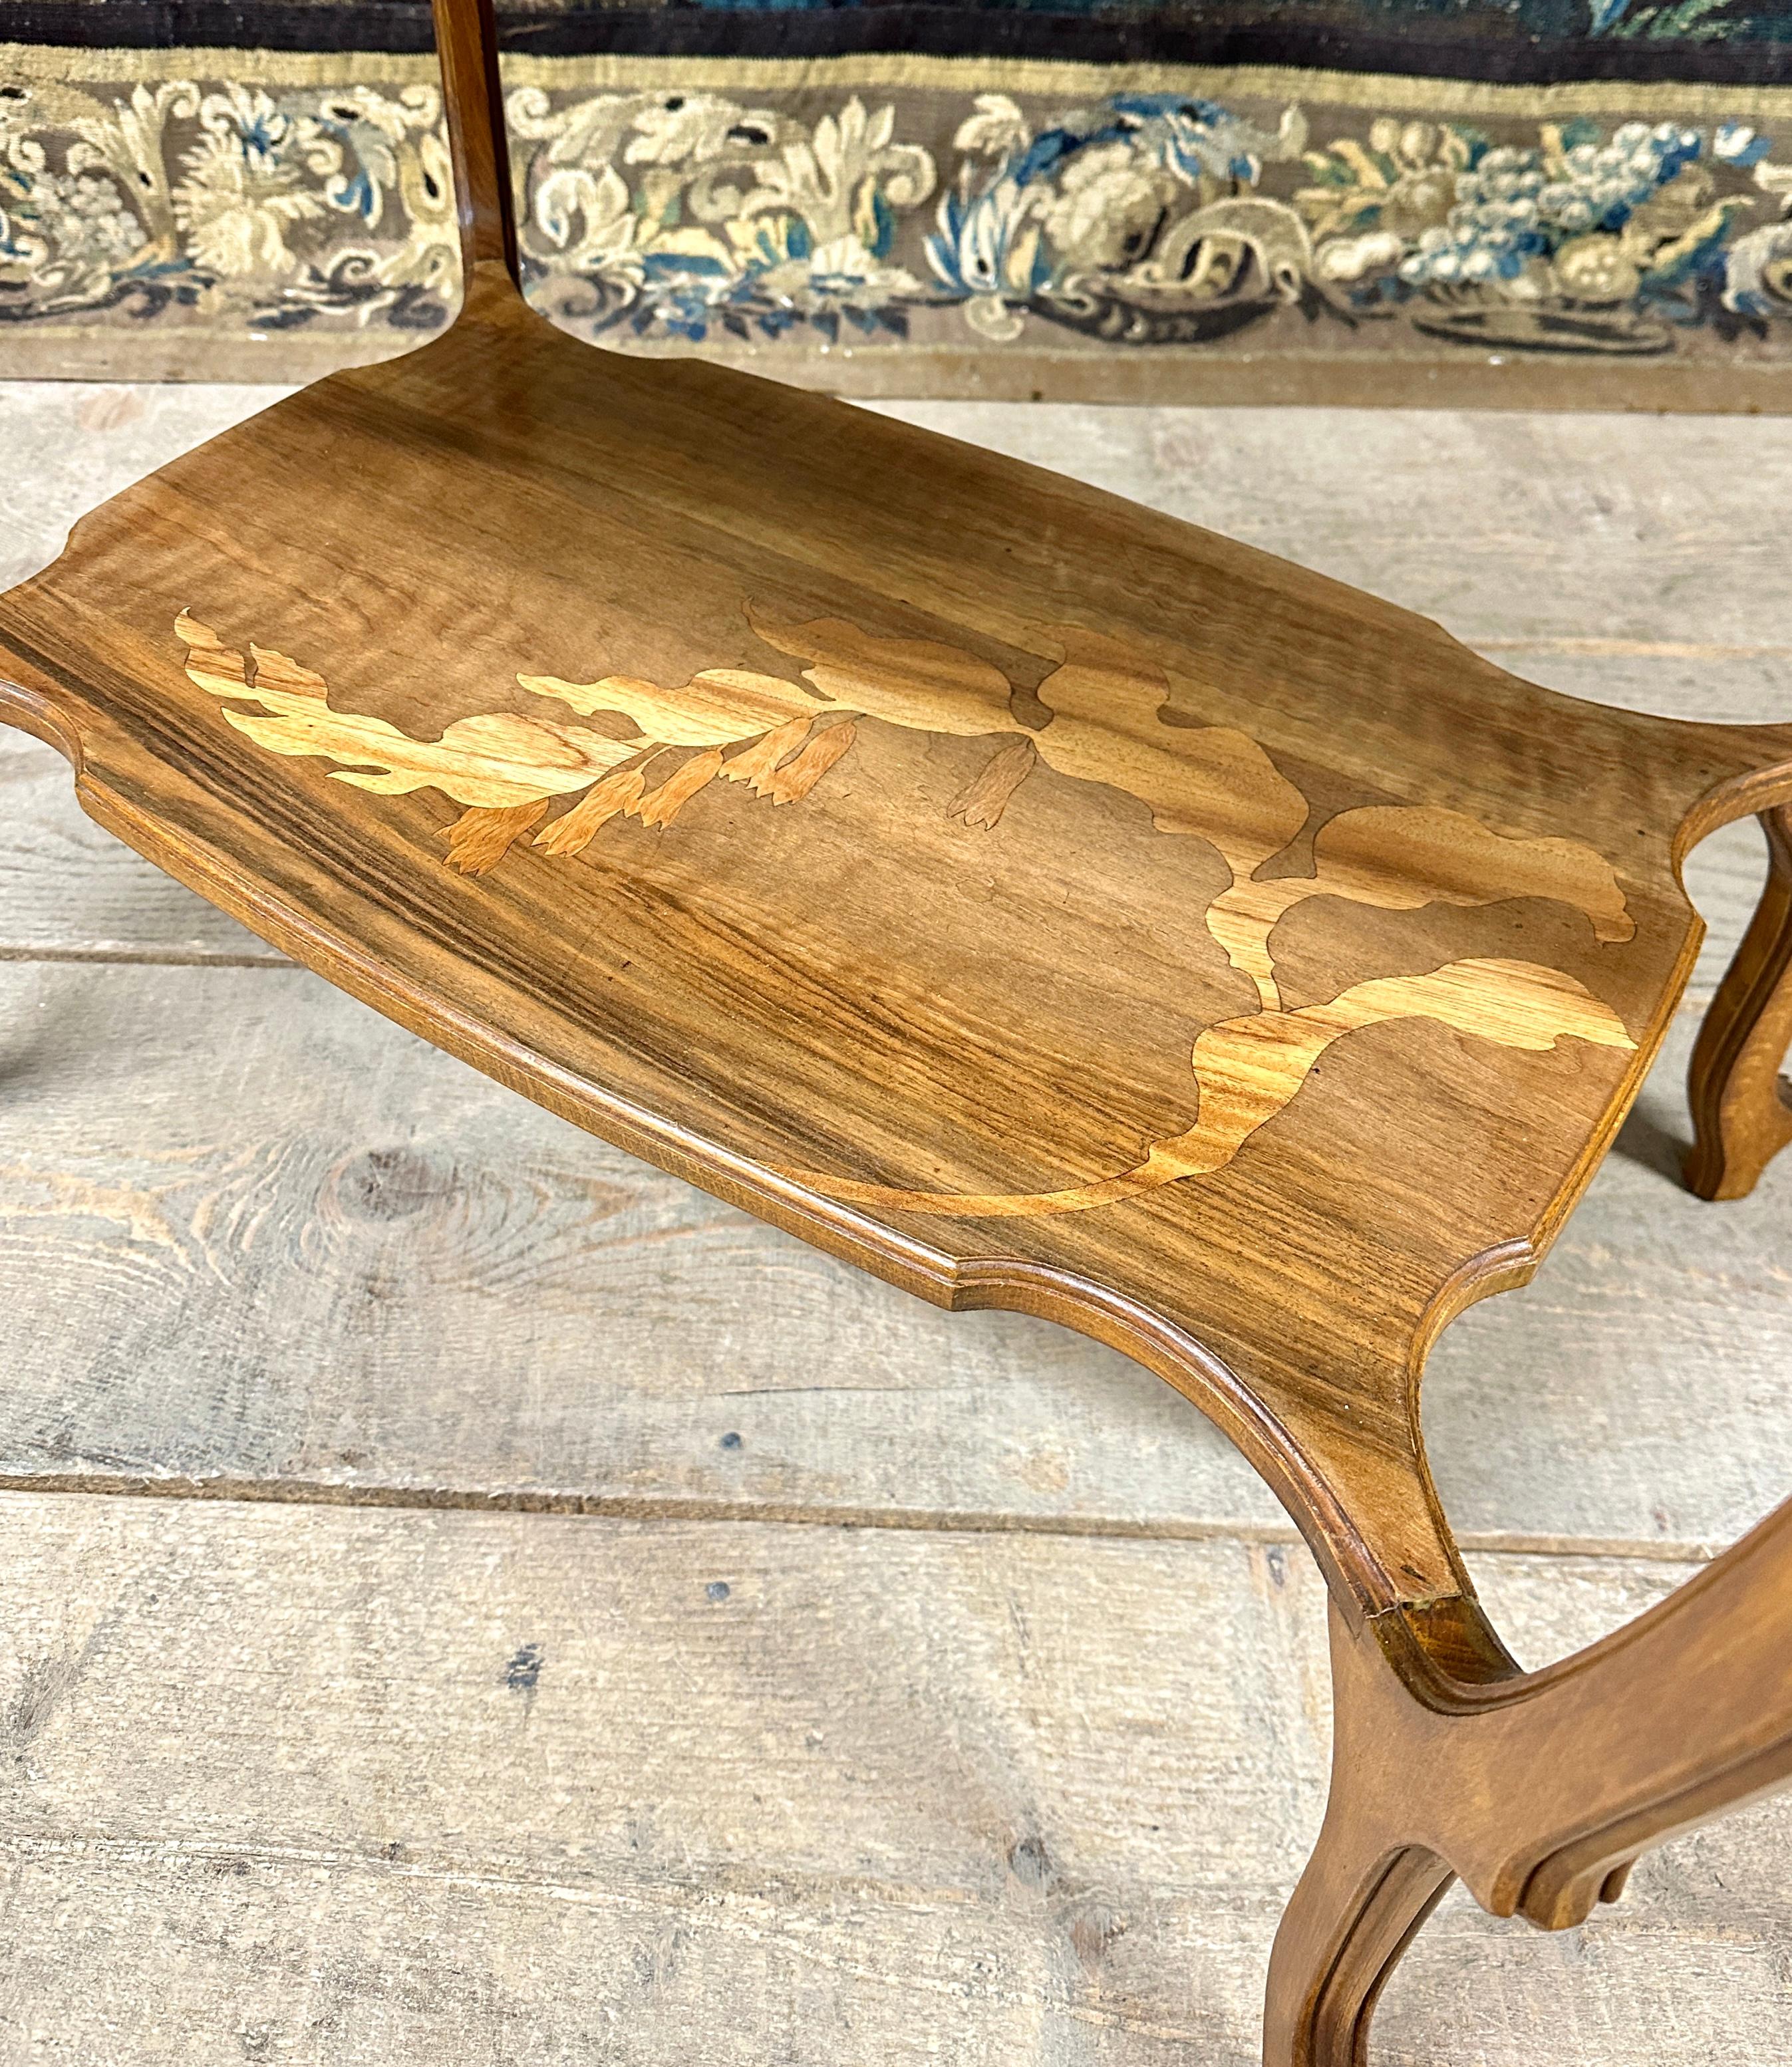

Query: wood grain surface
[0,962,1786,1581]
[1,390,1774,1002]
[1,380,1782,1578]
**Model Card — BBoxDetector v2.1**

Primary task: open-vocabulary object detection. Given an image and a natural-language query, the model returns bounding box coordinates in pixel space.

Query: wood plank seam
[0,1472,1747,1570]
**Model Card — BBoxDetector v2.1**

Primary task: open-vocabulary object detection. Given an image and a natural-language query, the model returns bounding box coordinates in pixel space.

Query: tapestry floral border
[506,58,1792,362]
[3,44,1791,392]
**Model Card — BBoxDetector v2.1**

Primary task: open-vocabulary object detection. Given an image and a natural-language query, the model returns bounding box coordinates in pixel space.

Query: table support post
[1267,1493,1792,2064]
[431,0,521,287]
[1687,801,1792,1201]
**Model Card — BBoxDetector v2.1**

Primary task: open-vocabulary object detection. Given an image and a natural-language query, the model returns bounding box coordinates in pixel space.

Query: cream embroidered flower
[172,92,325,275]
[1042,144,1181,271]
[1553,233,1642,303]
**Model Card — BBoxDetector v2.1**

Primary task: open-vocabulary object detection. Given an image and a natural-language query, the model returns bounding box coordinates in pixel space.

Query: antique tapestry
[3,0,1791,403]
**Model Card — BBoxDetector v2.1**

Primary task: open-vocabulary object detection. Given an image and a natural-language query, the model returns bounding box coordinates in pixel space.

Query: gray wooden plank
[872,402,1792,655]
[0,956,1282,1540]
[0,960,1785,1559]
[0,1490,1782,2066]
[0,380,288,960]
[0,381,288,595]
[1425,997,1792,1562]
[0,732,281,962]
[1681,817,1765,1006]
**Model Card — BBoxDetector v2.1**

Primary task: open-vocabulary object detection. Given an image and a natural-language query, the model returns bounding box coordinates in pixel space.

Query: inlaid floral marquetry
[177,605,1638,1220]
[5,249,1771,1608]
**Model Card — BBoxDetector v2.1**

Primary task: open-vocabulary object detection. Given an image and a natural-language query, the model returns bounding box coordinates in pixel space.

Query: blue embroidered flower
[1110,94,1267,184]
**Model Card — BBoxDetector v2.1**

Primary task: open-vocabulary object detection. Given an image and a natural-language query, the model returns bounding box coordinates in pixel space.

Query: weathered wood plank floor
[0,376,1787,2064]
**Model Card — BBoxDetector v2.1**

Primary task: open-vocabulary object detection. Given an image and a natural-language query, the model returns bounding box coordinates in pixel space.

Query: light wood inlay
[176,607,1644,1221]
[176,613,639,811]
[804,958,1636,1218]
[5,257,1781,1629]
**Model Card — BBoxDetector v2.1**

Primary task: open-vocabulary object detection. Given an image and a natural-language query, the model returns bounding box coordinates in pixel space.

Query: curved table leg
[1265,1492,1792,2064]
[1263,1810,1451,2066]
[1687,802,1792,1201]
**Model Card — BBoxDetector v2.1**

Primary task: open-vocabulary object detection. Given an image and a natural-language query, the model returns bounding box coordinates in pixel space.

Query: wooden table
[2,11,1791,2056]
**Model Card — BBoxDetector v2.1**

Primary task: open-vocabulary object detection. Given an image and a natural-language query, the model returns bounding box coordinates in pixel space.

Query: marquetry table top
[2,266,1785,1617]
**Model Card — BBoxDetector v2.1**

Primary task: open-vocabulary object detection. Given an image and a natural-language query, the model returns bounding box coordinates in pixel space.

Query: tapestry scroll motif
[3,50,1789,368]
[512,84,1792,359]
